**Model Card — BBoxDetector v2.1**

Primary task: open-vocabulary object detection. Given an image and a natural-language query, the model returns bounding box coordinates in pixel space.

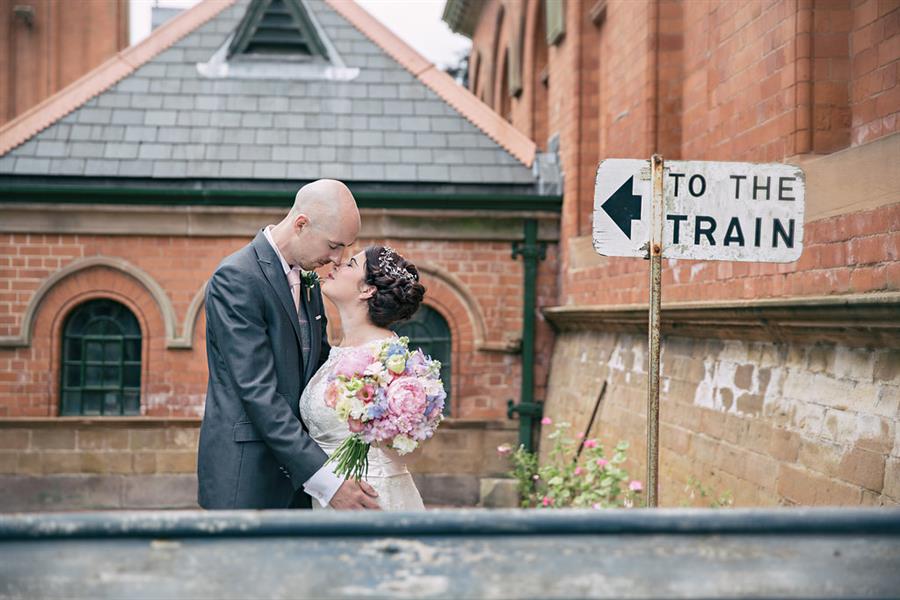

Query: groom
[198,179,380,510]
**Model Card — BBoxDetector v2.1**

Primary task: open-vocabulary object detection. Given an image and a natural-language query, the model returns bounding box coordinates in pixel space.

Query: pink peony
[629,480,643,492]
[386,376,427,418]
[356,384,375,404]
[540,417,552,425]
[324,383,341,408]
[595,458,608,468]
[333,347,375,378]
[583,439,598,449]
[574,466,584,476]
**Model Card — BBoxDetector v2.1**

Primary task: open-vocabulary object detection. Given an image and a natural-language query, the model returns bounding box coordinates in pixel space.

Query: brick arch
[415,273,479,414]
[414,260,488,349]
[27,266,167,416]
[1,256,182,349]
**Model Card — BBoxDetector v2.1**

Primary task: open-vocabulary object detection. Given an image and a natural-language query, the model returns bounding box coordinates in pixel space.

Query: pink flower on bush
[574,467,584,476]
[592,503,602,510]
[583,439,598,449]
[595,458,608,468]
[629,480,643,492]
[576,432,585,439]
[333,347,374,378]
[356,384,375,404]
[496,444,512,456]
[542,496,553,507]
[386,376,427,417]
[540,417,552,425]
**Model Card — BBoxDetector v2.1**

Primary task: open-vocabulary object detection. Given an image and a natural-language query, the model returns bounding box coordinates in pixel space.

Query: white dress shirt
[263,225,343,507]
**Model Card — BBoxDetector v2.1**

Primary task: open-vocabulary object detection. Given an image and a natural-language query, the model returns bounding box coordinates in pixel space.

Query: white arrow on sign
[593,159,805,263]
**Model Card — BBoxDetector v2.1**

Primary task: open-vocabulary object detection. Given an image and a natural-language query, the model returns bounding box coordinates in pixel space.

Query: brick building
[445,0,899,506]
[1,0,130,126]
[0,0,562,509]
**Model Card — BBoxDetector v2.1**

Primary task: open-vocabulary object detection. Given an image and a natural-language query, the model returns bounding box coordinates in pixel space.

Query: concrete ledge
[543,292,900,347]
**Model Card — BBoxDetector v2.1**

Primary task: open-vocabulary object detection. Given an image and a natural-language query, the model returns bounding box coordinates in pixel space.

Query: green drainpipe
[507,218,546,452]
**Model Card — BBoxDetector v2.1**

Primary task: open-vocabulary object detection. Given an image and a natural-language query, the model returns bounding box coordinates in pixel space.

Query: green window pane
[60,299,142,416]
[85,341,103,362]
[82,391,102,415]
[103,366,119,387]
[64,365,81,388]
[102,392,121,415]
[60,391,81,416]
[123,365,141,388]
[65,339,81,361]
[124,339,141,362]
[85,365,102,387]
[122,391,140,415]
[104,340,121,362]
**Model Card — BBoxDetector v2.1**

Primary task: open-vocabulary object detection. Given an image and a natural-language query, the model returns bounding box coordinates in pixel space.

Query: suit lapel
[302,282,322,383]
[252,232,306,374]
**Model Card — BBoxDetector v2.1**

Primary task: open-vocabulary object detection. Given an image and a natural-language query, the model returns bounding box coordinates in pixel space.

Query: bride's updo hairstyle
[363,246,426,327]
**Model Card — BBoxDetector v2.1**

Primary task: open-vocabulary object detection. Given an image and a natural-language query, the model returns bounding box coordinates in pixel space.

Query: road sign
[593,159,805,263]
[590,155,806,508]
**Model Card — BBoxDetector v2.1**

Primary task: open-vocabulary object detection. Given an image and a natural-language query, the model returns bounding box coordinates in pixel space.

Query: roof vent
[228,0,329,61]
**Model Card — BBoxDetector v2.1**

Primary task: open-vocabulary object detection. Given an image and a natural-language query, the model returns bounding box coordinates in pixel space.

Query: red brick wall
[850,0,900,145]
[466,0,899,306]
[0,0,129,125]
[0,232,559,420]
[566,202,900,305]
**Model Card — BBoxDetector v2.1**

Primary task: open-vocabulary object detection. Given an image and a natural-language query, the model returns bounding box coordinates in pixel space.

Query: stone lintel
[0,203,560,242]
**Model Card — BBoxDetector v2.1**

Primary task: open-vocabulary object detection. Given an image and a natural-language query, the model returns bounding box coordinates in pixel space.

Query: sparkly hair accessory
[378,246,417,282]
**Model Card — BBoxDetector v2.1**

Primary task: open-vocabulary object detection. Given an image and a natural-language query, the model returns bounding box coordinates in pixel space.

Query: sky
[129,0,471,70]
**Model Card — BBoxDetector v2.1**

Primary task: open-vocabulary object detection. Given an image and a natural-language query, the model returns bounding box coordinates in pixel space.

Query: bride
[300,245,428,511]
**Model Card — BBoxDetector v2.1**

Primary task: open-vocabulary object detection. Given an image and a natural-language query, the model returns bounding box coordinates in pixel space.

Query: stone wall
[0,417,516,512]
[541,331,899,507]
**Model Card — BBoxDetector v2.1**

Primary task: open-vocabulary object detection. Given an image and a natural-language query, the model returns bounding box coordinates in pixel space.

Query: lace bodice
[299,338,425,511]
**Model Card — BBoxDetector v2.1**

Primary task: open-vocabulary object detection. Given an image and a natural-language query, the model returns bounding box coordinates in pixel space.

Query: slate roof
[0,0,537,190]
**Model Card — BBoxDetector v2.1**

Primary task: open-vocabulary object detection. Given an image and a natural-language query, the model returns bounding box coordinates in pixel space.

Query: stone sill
[0,417,516,430]
[543,292,900,348]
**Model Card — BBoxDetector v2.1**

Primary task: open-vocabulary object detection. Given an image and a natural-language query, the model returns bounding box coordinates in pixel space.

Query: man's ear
[292,213,310,232]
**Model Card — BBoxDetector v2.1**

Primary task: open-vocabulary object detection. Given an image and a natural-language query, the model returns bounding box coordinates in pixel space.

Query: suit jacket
[197,230,330,509]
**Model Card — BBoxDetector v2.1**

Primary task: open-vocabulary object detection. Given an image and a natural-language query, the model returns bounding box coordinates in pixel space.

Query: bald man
[198,180,380,510]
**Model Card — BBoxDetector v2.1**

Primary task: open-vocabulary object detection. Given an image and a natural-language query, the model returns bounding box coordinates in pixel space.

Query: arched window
[391,306,451,416]
[60,299,142,416]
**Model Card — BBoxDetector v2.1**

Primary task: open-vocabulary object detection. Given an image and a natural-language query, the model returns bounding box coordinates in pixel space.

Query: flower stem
[326,437,370,481]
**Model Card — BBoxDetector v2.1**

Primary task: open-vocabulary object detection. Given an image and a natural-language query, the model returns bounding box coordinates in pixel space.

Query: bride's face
[321,250,373,306]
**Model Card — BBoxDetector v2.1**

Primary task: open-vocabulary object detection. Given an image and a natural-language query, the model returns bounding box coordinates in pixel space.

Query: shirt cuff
[302,462,344,508]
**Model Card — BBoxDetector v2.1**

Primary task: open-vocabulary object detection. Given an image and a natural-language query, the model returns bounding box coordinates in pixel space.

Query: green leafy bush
[498,420,643,509]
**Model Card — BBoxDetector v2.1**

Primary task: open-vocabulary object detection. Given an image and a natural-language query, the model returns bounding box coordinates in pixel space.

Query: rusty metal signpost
[593,156,805,507]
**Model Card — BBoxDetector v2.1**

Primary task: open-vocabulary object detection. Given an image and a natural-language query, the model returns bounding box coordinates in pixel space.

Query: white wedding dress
[299,338,426,511]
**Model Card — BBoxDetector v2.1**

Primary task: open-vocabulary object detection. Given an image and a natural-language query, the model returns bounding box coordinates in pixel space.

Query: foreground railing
[2,508,899,599]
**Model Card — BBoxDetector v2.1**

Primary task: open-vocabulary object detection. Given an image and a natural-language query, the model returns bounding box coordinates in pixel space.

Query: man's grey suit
[198,230,330,509]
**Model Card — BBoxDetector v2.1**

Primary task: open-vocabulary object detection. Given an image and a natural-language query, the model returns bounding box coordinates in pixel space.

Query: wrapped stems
[326,436,370,481]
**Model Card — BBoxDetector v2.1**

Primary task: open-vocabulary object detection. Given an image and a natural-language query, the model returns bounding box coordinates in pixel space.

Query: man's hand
[329,479,381,510]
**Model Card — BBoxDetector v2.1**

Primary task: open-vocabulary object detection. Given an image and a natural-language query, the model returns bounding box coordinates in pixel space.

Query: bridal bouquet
[324,336,446,480]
